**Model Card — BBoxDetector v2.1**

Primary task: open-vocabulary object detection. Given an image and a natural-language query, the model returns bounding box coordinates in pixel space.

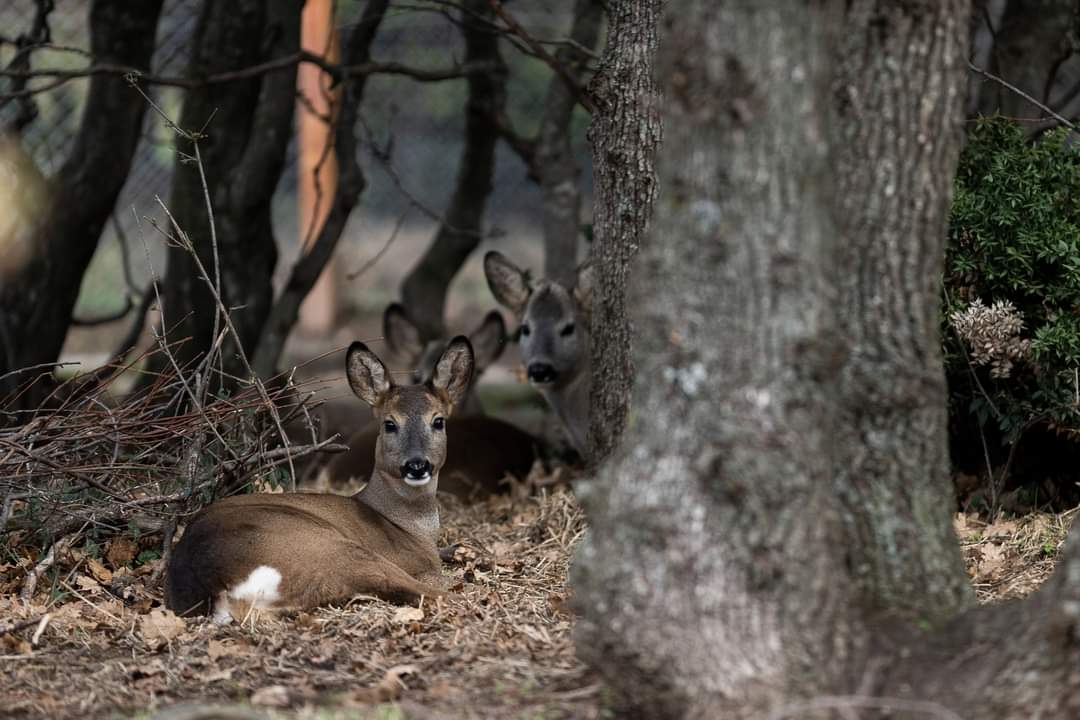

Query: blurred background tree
[0,0,601,414]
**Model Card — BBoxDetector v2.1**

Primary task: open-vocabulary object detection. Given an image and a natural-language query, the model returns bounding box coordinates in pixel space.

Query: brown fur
[165,338,474,618]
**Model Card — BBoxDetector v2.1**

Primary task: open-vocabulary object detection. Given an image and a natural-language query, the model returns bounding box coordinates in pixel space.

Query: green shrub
[945,117,1080,447]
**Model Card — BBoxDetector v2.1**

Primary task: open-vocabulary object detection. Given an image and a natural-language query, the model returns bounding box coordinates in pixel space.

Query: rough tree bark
[831,0,973,619]
[252,0,391,378]
[399,0,506,341]
[584,0,662,465]
[151,0,301,380]
[575,0,1080,717]
[0,0,164,409]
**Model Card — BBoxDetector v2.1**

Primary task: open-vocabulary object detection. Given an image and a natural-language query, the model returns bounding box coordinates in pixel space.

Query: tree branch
[0,51,496,100]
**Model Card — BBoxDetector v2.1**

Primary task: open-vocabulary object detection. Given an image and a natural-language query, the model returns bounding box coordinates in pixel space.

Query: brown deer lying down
[165,338,474,620]
[313,303,544,500]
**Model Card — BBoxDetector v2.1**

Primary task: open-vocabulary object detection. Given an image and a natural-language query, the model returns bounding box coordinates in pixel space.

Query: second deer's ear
[346,342,392,407]
[574,260,595,313]
[484,251,531,316]
[469,311,507,372]
[383,303,425,362]
[432,336,475,411]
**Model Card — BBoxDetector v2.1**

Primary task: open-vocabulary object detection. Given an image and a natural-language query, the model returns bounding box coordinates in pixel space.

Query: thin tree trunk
[399,0,506,341]
[831,0,974,618]
[252,0,390,378]
[584,0,662,465]
[535,0,604,289]
[0,0,164,410]
[151,0,301,381]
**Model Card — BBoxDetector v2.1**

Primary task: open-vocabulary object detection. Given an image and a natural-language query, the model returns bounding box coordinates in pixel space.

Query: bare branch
[0,51,496,100]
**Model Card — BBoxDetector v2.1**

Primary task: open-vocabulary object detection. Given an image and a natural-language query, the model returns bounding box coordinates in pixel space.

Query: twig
[148,519,176,587]
[487,0,596,114]
[967,61,1078,132]
[0,53,494,100]
[347,209,410,280]
[30,613,50,645]
[21,532,75,603]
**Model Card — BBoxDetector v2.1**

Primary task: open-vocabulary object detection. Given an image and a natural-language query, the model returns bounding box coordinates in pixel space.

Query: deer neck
[539,368,591,458]
[355,470,440,545]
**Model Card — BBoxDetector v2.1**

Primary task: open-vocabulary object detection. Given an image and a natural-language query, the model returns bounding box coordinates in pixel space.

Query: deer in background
[166,338,474,620]
[483,251,593,461]
[310,303,543,500]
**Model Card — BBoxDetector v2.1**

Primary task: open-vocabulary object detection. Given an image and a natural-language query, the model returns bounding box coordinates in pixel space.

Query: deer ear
[574,260,595,313]
[346,342,392,407]
[431,336,475,411]
[383,303,424,363]
[484,251,531,316]
[469,311,507,372]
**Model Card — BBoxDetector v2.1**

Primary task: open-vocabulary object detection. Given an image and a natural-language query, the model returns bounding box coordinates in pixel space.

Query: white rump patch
[230,565,282,605]
[212,565,283,624]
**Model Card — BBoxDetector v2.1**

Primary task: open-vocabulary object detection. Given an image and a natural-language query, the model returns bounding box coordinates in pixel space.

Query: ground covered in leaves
[1,492,1076,719]
[1,489,600,719]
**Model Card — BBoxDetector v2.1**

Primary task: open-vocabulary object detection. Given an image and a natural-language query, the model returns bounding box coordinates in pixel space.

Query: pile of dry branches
[0,342,345,600]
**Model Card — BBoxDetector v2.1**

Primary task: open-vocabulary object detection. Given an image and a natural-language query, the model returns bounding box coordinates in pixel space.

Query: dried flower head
[951,298,1031,379]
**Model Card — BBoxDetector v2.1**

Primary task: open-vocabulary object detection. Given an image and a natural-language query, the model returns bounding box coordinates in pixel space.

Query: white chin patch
[403,473,432,487]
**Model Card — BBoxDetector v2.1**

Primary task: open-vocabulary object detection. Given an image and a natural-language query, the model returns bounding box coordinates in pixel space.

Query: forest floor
[0,489,1076,719]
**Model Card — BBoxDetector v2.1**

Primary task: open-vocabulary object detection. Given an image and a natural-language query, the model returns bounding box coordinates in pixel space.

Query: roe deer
[165,338,474,619]
[383,302,506,416]
[483,251,593,459]
[315,303,543,500]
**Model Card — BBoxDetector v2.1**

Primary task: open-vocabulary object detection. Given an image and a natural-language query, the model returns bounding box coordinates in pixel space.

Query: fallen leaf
[392,606,424,624]
[138,608,185,648]
[207,638,239,661]
[75,575,100,591]
[86,557,113,584]
[104,538,138,568]
[346,664,419,705]
[0,633,32,654]
[251,685,291,707]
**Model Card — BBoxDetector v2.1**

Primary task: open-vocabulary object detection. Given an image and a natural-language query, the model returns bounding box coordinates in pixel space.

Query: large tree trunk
[831,0,973,618]
[574,1,848,713]
[584,0,662,465]
[575,0,1080,716]
[151,0,301,380]
[399,0,506,341]
[0,0,164,410]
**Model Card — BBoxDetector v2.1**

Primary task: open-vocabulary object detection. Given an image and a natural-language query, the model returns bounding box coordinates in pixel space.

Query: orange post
[297,0,340,335]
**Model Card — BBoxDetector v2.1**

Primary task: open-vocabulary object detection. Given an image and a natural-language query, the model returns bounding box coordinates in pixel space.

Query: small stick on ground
[20,533,76,604]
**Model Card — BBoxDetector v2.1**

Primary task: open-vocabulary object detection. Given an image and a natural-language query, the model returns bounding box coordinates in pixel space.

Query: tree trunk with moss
[573,1,1080,717]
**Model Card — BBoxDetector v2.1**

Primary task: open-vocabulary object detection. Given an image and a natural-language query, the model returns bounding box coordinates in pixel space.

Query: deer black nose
[401,458,432,479]
[527,362,558,384]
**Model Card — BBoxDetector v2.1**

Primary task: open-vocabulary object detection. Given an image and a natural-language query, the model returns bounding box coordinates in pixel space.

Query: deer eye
[520,323,531,337]
[432,417,445,431]
[560,323,575,337]
[383,420,398,434]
